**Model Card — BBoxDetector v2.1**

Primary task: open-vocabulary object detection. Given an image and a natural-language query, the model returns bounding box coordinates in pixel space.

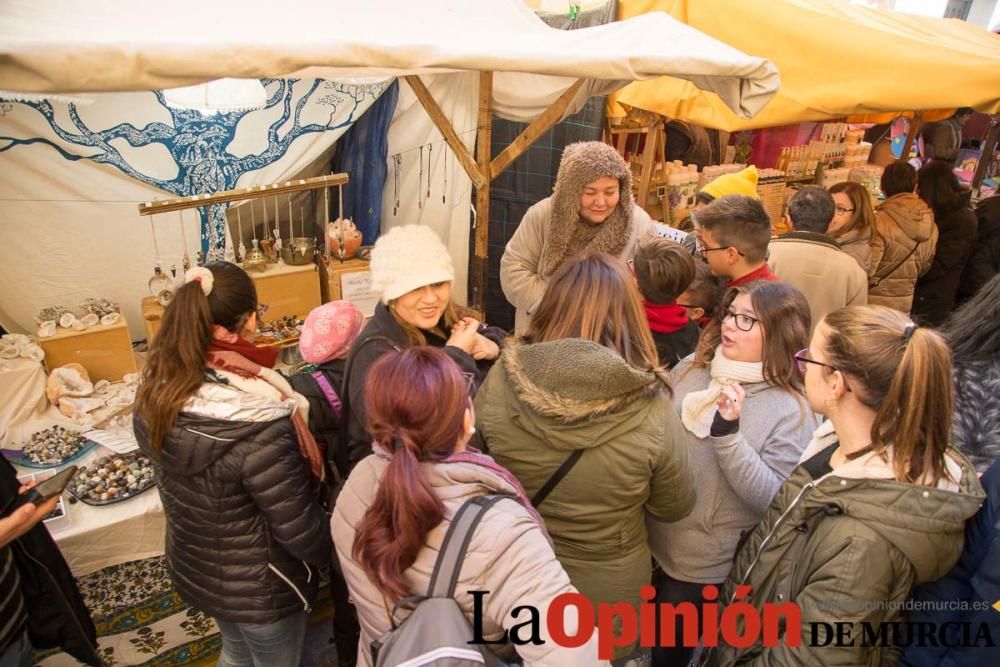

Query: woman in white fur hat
[338,224,506,478]
[500,140,653,334]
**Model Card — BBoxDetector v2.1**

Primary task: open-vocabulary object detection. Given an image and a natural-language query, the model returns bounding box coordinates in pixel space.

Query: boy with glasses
[694,195,779,286]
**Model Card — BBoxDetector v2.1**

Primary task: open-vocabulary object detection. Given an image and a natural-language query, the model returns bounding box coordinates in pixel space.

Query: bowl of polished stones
[68,451,156,506]
[13,426,97,469]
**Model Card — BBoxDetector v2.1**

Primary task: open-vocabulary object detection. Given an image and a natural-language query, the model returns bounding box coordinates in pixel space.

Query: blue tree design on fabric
[0,78,391,256]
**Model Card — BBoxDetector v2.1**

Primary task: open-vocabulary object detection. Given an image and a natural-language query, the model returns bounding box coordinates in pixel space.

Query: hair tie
[902,323,918,346]
[184,267,214,296]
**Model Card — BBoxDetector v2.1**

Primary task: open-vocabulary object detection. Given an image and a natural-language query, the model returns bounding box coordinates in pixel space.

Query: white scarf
[680,347,764,438]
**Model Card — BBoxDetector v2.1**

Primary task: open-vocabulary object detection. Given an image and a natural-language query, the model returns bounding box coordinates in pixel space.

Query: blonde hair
[526,252,670,390]
[388,301,463,347]
[822,306,953,486]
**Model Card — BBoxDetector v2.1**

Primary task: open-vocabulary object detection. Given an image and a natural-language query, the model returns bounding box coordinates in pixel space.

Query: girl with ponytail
[331,347,602,666]
[134,263,331,666]
[704,305,985,667]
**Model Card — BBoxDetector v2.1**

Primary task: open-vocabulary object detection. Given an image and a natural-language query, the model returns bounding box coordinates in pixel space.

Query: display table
[0,358,75,447]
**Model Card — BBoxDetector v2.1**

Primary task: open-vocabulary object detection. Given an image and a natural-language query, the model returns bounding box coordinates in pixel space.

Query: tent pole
[403,75,485,189]
[971,113,999,197]
[472,72,493,315]
[901,112,924,161]
[490,79,585,179]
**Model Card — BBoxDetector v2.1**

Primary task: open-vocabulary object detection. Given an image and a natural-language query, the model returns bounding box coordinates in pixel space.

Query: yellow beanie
[700,165,760,200]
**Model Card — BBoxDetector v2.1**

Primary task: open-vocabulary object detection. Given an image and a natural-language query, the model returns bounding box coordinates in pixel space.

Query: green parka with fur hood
[474,338,696,657]
[500,141,653,334]
[703,421,985,667]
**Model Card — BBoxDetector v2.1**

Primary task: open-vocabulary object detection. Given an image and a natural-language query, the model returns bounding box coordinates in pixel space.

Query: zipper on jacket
[184,427,239,442]
[268,563,312,613]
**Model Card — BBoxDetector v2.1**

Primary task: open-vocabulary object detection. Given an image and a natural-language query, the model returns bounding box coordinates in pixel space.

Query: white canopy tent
[0,0,779,327]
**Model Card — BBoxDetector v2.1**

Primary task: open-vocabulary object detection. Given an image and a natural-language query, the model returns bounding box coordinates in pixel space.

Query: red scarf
[206,327,324,481]
[643,301,690,334]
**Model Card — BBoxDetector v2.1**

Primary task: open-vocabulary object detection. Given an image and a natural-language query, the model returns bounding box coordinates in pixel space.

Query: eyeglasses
[719,307,759,332]
[676,303,698,310]
[461,371,477,398]
[793,348,853,392]
[699,244,736,258]
[834,206,855,215]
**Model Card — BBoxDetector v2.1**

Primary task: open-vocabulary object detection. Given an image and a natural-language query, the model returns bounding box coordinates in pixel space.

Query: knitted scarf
[643,301,689,334]
[680,346,765,438]
[206,326,325,481]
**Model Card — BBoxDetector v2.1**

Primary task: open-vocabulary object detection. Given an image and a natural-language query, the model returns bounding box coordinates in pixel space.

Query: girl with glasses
[648,281,817,667]
[827,181,876,273]
[709,305,983,666]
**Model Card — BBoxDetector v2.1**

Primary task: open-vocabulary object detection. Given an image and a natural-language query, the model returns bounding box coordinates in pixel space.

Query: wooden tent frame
[404,74,585,312]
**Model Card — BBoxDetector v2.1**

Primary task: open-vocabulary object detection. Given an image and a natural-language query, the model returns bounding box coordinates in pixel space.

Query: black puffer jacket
[912,191,978,326]
[134,372,332,624]
[343,303,506,475]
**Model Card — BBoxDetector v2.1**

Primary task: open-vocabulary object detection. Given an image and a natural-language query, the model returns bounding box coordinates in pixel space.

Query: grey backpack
[371,495,516,667]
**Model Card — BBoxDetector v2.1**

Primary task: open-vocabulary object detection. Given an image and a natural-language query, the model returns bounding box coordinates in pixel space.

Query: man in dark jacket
[0,458,100,666]
[956,195,1000,304]
[902,459,1000,667]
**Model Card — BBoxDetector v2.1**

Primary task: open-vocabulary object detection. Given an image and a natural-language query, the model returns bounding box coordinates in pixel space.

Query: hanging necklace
[427,144,433,203]
[392,154,401,216]
[179,211,192,272]
[442,149,447,204]
[236,205,246,263]
[418,145,424,209]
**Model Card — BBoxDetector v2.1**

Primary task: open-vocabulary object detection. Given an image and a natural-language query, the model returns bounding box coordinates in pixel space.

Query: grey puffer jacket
[134,372,332,624]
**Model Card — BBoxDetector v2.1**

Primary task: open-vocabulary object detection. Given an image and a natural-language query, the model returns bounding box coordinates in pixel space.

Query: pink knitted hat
[298,301,365,364]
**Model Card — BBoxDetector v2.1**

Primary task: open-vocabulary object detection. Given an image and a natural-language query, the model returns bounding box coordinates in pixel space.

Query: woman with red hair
[331,347,602,666]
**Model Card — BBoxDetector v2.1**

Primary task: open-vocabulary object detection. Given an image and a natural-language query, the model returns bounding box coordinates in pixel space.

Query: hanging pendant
[236,205,247,264]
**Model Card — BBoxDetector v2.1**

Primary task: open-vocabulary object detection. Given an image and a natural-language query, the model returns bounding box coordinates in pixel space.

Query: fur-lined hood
[500,338,661,427]
[541,141,636,275]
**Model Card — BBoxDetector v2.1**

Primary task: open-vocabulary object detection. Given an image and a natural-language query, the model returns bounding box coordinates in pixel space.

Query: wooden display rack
[38,319,137,382]
[605,116,667,220]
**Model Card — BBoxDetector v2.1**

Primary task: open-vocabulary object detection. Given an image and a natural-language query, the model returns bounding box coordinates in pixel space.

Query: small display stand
[38,319,137,382]
[320,257,378,317]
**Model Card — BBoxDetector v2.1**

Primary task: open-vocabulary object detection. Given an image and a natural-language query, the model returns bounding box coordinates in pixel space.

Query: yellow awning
[610,0,1000,131]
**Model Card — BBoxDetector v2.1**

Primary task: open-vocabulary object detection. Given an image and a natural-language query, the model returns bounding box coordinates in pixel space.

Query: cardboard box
[39,319,137,382]
[250,261,322,324]
[320,257,378,317]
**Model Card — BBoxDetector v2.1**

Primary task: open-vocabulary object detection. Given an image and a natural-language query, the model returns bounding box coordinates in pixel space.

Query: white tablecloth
[13,446,165,577]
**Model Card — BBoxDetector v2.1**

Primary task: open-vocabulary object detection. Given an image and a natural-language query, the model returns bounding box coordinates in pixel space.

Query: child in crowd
[633,236,701,368]
[289,300,365,478]
[678,260,720,329]
[694,194,779,286]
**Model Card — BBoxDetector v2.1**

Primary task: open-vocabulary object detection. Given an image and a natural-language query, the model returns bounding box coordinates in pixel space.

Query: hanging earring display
[272,195,282,259]
[179,211,192,272]
[244,201,266,272]
[236,205,246,264]
[427,144,433,202]
[147,213,174,306]
[259,199,276,263]
[392,154,401,216]
[418,145,424,209]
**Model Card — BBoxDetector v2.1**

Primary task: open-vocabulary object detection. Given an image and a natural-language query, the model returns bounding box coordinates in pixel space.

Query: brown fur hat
[541,141,636,276]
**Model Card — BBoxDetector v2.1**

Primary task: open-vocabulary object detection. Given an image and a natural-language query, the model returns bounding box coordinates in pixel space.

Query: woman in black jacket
[134,262,331,667]
[911,161,978,326]
[341,225,505,475]
[956,195,1000,304]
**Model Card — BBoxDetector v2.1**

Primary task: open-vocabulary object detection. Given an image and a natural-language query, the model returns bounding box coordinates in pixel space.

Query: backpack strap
[426,495,511,599]
[530,449,583,507]
[310,370,343,421]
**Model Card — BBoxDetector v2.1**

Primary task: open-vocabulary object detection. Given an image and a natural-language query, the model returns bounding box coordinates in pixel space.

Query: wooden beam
[901,112,924,162]
[489,78,586,179]
[972,113,1000,197]
[471,72,493,314]
[404,75,485,189]
[136,173,348,216]
[636,121,663,214]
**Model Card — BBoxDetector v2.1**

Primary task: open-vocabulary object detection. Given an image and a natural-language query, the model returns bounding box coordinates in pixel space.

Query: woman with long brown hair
[708,306,984,666]
[828,180,875,272]
[332,347,600,666]
[476,252,695,662]
[649,280,818,667]
[133,262,331,666]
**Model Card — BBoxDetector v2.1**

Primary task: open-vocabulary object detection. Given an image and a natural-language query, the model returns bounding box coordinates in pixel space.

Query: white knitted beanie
[369,225,455,303]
